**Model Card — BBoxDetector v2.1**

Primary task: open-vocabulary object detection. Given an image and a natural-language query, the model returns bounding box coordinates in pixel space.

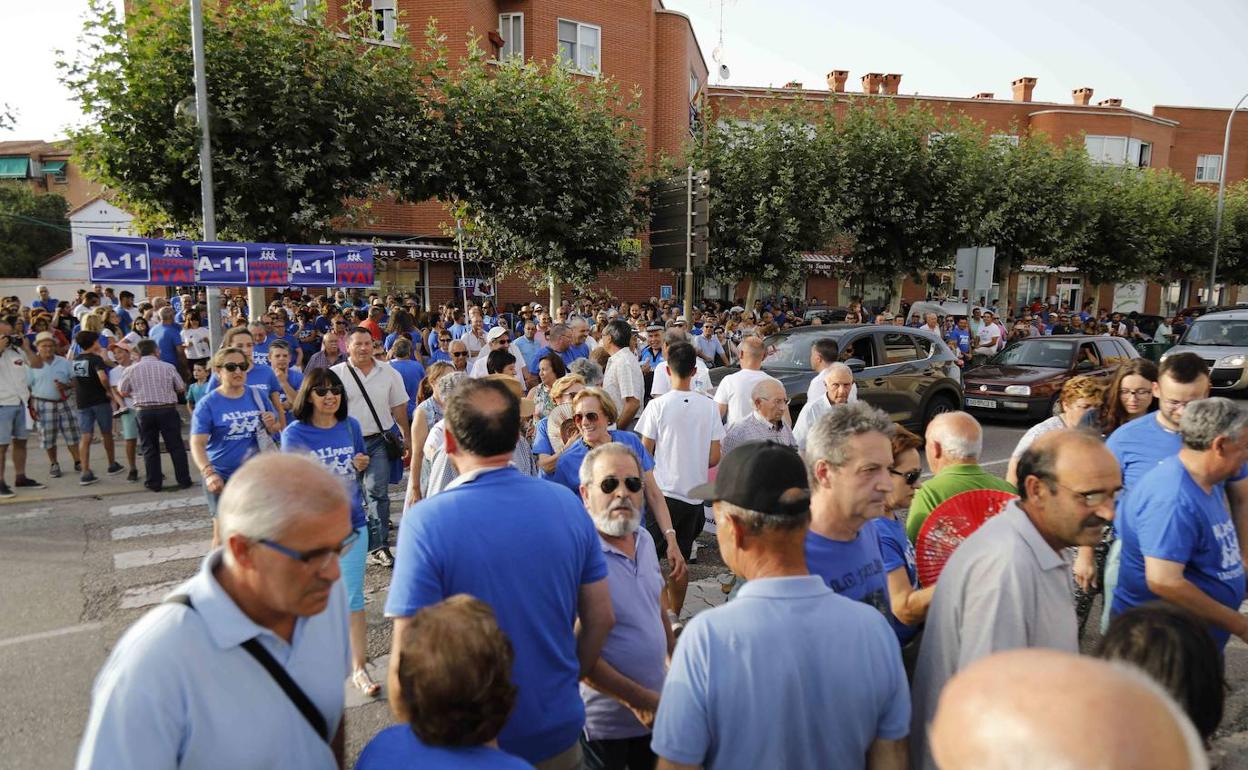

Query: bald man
[929,649,1207,770]
[906,412,1016,542]
[910,430,1122,770]
[712,336,781,426]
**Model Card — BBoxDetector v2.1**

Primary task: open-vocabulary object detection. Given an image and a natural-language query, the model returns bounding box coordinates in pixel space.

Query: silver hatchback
[1163,309,1248,391]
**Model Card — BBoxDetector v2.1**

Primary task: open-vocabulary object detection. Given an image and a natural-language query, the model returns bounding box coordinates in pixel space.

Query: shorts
[647,496,705,563]
[77,403,114,435]
[204,485,220,517]
[0,404,28,445]
[34,399,80,449]
[342,525,368,612]
[119,410,138,441]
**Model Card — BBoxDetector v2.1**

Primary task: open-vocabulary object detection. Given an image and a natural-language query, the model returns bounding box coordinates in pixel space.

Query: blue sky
[3,0,1247,140]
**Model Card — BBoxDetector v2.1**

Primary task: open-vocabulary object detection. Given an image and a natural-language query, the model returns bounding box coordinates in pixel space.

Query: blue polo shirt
[547,432,655,494]
[948,327,972,354]
[206,363,283,400]
[190,388,273,480]
[805,526,893,622]
[389,358,426,420]
[1112,455,1246,650]
[638,347,664,369]
[527,346,577,376]
[281,418,367,530]
[356,725,533,770]
[651,575,909,769]
[567,342,590,362]
[76,550,349,769]
[149,322,183,367]
[868,515,920,645]
[385,466,608,764]
[514,335,542,370]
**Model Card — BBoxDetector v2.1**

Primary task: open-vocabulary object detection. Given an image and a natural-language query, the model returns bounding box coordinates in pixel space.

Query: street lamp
[1206,91,1248,308]
[188,0,223,348]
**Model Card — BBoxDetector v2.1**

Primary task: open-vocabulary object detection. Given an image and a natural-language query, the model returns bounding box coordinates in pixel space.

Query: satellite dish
[712,44,724,63]
[719,63,731,81]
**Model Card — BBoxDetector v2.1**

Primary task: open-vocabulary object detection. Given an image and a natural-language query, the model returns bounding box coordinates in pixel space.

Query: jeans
[136,407,191,491]
[581,735,655,770]
[362,434,393,551]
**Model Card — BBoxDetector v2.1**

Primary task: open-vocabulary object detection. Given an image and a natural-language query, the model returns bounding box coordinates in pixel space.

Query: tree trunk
[889,275,904,316]
[548,274,561,312]
[744,279,759,310]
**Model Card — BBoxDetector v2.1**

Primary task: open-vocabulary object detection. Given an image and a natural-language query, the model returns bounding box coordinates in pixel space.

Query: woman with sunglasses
[280,368,378,697]
[190,347,278,546]
[868,426,932,672]
[1096,358,1159,436]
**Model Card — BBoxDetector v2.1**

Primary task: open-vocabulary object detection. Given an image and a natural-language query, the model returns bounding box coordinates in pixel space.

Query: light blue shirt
[651,575,909,769]
[513,335,542,370]
[76,550,350,770]
[28,356,73,400]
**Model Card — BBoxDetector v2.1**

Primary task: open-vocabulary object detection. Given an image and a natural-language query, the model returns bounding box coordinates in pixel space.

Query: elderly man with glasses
[721,378,795,456]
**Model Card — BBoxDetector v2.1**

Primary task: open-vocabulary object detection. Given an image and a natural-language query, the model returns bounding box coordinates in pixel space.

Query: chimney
[1072,87,1094,106]
[826,70,849,93]
[1011,76,1037,103]
[972,92,995,100]
[1098,97,1122,108]
[881,73,902,95]
[783,80,803,90]
[861,72,884,94]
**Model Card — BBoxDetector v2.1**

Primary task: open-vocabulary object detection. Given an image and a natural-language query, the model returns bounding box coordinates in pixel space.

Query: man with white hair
[792,362,854,450]
[713,336,781,426]
[77,453,355,768]
[32,285,58,314]
[577,443,672,769]
[906,411,1016,542]
[721,378,796,456]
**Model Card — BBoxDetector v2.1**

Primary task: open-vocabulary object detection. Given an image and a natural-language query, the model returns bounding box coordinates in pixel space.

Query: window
[0,156,28,179]
[1084,135,1129,165]
[42,160,67,183]
[372,0,396,42]
[689,70,700,101]
[557,19,600,75]
[1095,339,1130,366]
[498,13,523,61]
[840,335,877,368]
[881,333,920,364]
[1128,139,1152,168]
[1196,154,1222,183]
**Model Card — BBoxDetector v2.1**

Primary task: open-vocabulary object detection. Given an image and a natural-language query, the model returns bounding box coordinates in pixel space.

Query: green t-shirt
[906,463,1017,542]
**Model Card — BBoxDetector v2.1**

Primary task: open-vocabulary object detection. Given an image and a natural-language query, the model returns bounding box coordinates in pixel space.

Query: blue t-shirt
[948,327,972,354]
[531,417,553,456]
[116,306,132,336]
[274,368,304,414]
[1113,455,1246,650]
[1108,412,1248,498]
[295,324,321,359]
[547,431,655,494]
[149,323,183,367]
[566,342,590,362]
[384,467,608,763]
[868,516,920,645]
[190,389,273,480]
[356,725,533,770]
[281,418,367,530]
[252,337,273,367]
[389,359,426,420]
[527,346,577,376]
[206,364,282,401]
[186,381,209,411]
[428,350,451,365]
[805,526,893,623]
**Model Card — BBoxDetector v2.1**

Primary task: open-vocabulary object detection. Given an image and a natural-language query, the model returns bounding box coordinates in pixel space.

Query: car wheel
[922,392,958,430]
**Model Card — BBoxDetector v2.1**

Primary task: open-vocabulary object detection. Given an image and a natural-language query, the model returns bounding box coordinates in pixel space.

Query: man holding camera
[0,320,46,497]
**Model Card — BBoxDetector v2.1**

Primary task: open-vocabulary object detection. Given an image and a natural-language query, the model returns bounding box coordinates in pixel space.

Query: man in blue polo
[528,323,577,377]
[76,453,354,769]
[148,306,187,379]
[386,378,616,770]
[652,442,909,769]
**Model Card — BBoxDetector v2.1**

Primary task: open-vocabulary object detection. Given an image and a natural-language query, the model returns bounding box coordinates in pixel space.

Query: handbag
[345,364,404,460]
[250,387,279,454]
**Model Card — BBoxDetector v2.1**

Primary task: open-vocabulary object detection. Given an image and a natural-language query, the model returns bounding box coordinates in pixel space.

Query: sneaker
[106,462,125,475]
[126,469,139,483]
[13,477,46,490]
[49,462,62,478]
[0,483,13,499]
[80,471,99,486]
[73,461,81,472]
[369,548,395,568]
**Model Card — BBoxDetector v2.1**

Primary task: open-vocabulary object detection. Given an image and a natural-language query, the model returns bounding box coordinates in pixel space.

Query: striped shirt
[117,356,184,407]
[721,411,796,457]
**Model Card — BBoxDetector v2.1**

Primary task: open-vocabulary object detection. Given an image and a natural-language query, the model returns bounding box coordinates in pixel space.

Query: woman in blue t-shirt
[190,347,277,546]
[280,367,377,698]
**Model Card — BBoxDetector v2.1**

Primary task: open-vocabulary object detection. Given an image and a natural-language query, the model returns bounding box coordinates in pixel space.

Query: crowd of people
[0,284,1234,769]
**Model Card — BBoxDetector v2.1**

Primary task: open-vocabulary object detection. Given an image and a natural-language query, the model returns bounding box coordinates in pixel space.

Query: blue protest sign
[88,238,154,283]
[287,247,338,286]
[194,244,249,285]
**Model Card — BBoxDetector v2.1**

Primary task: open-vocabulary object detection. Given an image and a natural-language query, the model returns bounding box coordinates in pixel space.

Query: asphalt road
[2,418,1247,768]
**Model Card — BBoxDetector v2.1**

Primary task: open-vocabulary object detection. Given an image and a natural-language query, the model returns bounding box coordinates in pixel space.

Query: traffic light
[691,169,710,266]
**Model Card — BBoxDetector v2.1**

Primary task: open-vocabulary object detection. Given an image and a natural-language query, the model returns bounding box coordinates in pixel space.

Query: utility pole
[1207,91,1248,308]
[683,166,694,318]
[189,0,223,349]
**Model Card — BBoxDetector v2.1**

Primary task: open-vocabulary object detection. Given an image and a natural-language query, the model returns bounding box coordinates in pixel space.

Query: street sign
[88,238,155,284]
[194,243,248,284]
[954,246,996,292]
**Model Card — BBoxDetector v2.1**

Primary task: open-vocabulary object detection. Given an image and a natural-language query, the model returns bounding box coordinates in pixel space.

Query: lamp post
[1206,91,1248,308]
[188,0,222,349]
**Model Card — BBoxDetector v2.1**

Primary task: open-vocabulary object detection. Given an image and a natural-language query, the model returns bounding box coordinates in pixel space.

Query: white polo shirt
[713,368,779,426]
[332,360,407,435]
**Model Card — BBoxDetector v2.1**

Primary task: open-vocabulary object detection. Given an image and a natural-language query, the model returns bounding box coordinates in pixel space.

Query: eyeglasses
[598,476,642,494]
[1119,388,1152,399]
[1051,480,1121,507]
[220,361,250,373]
[452,352,468,358]
[763,396,791,405]
[312,386,344,397]
[889,468,922,486]
[574,411,601,424]
[1161,397,1197,411]
[259,530,359,569]
[439,337,452,343]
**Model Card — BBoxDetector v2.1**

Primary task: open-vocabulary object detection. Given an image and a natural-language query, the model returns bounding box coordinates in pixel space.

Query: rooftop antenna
[711,0,732,83]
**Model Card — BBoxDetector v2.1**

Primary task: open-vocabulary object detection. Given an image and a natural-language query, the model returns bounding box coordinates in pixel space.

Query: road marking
[0,506,52,523]
[114,541,209,570]
[0,622,103,650]
[119,579,185,609]
[110,496,201,517]
[112,519,212,541]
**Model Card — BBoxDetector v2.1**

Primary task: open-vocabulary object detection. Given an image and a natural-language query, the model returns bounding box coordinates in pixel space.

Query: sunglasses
[312,385,344,397]
[574,411,601,424]
[889,468,922,486]
[452,352,468,358]
[598,476,642,494]
[220,361,250,373]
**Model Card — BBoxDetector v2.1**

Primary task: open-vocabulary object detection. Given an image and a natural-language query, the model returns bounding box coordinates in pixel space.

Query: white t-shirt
[975,325,999,351]
[181,327,212,360]
[636,390,725,504]
[108,364,134,409]
[650,358,713,398]
[713,368,780,426]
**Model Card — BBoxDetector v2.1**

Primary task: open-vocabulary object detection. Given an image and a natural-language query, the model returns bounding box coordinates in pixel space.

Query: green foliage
[0,185,71,277]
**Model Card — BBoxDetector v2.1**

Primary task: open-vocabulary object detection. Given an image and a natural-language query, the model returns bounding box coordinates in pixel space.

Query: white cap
[487,326,509,342]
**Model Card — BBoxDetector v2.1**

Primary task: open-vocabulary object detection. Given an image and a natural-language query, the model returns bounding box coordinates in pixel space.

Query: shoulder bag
[344,364,403,460]
[249,387,279,453]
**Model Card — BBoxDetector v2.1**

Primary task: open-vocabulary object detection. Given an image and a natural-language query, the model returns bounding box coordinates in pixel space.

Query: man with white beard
[577,443,674,769]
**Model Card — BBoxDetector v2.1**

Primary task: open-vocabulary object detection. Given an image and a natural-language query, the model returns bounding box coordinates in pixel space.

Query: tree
[0,185,71,277]
[59,0,438,242]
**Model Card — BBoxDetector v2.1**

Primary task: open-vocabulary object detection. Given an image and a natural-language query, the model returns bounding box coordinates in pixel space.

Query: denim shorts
[0,404,28,445]
[342,525,368,612]
[77,402,113,435]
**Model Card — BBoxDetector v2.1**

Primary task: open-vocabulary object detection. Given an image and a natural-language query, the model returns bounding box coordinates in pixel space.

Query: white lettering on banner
[259,248,279,261]
[93,251,148,270]
[162,246,185,258]
[346,250,363,263]
[196,255,246,272]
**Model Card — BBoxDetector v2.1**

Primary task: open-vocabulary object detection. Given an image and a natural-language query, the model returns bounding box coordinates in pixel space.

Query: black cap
[687,442,810,517]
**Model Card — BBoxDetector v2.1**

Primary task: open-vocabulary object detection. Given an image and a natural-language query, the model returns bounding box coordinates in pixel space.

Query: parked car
[1162,309,1248,392]
[1178,304,1248,322]
[963,334,1139,420]
[908,300,973,321]
[709,324,964,432]
[802,306,850,324]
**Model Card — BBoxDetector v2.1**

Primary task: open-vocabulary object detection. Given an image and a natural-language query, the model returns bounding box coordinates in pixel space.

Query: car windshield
[1180,319,1248,346]
[989,340,1075,368]
[762,332,820,371]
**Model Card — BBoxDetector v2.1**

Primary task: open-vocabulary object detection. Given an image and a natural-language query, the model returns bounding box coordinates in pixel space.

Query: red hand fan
[915,489,1017,586]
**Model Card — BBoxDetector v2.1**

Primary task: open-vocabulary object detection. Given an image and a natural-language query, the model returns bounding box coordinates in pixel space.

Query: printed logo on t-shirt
[1214,520,1245,581]
[221,409,263,438]
[309,445,355,478]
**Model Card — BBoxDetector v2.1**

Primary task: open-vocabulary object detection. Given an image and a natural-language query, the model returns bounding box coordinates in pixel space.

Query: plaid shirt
[721,411,796,457]
[117,356,184,407]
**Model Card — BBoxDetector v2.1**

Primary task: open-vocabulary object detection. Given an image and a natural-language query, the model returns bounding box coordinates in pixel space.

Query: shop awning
[0,157,28,179]
[41,160,66,176]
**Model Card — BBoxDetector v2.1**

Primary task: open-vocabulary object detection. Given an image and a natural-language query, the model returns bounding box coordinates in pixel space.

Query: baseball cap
[34,331,56,345]
[687,442,810,517]
[486,326,509,342]
[674,315,688,324]
[645,323,664,333]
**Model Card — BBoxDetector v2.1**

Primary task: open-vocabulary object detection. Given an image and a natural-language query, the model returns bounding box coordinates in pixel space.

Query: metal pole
[1207,91,1248,308]
[456,218,470,311]
[189,0,223,349]
[683,165,695,320]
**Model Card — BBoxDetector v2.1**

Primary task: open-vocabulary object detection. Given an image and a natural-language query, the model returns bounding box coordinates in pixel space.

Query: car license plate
[965,398,997,409]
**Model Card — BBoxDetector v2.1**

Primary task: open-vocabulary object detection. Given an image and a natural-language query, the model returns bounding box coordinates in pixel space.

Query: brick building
[0,139,103,212]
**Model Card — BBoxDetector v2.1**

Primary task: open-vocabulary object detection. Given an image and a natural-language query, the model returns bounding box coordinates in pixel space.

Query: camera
[2,335,20,347]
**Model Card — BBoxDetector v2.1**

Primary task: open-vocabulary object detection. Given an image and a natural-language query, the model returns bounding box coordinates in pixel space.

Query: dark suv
[710,324,964,432]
